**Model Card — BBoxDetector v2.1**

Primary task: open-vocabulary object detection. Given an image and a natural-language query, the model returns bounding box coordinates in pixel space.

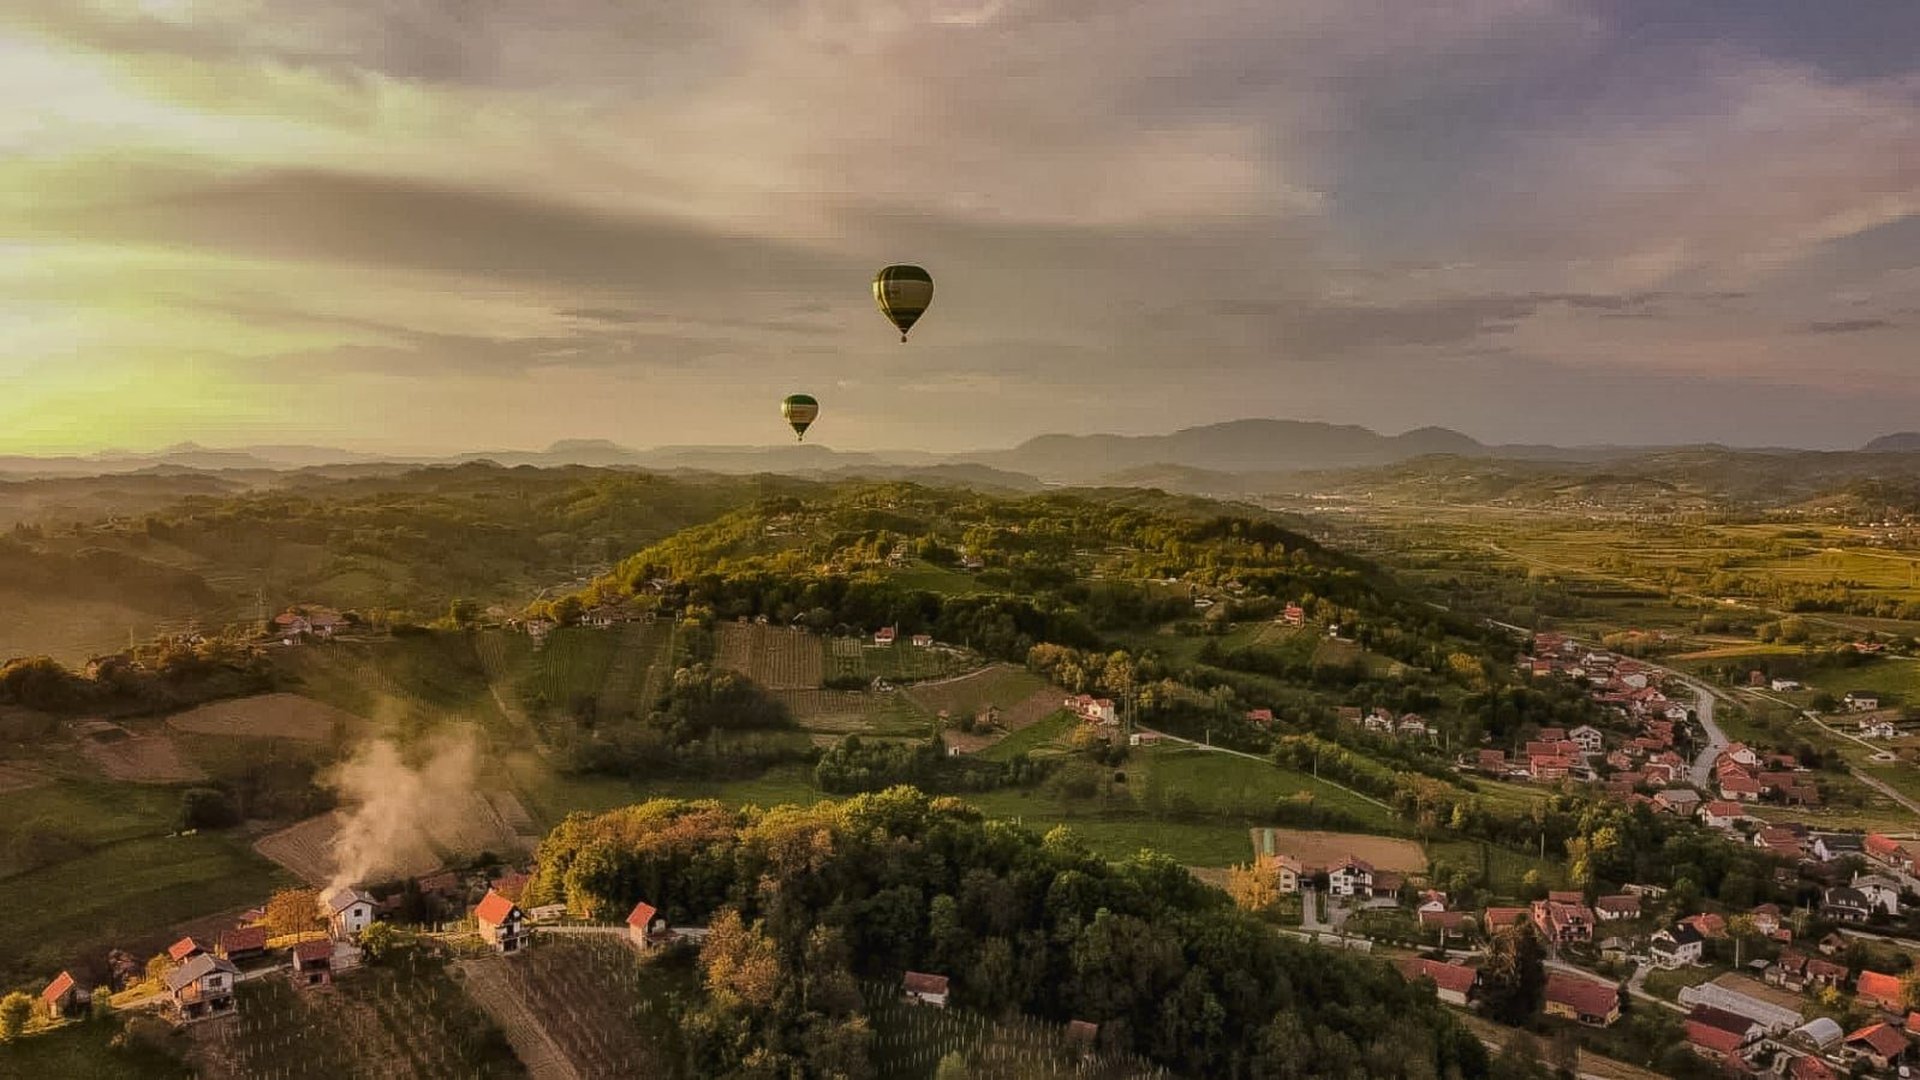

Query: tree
[265,887,322,938]
[1726,914,1759,968]
[934,1052,971,1080]
[1481,923,1547,1024]
[1225,862,1280,914]
[0,991,32,1041]
[178,787,238,830]
[358,921,404,964]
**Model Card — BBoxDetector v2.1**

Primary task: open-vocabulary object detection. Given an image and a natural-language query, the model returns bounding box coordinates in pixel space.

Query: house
[1818,932,1849,956]
[167,937,208,963]
[1812,833,1865,863]
[1594,895,1641,921]
[1531,898,1595,944]
[320,886,377,940]
[1846,691,1882,712]
[1397,714,1429,738]
[1770,678,1803,692]
[474,890,531,954]
[1569,725,1604,753]
[1681,913,1728,940]
[1245,708,1275,727]
[1722,743,1760,768]
[1263,854,1303,894]
[1599,937,1633,962]
[1787,1055,1838,1080]
[291,939,335,988]
[1529,754,1573,782]
[1749,904,1788,942]
[1854,873,1904,915]
[1483,906,1530,932]
[1868,833,1917,872]
[873,626,896,646]
[1857,970,1907,1013]
[1476,749,1508,774]
[1651,924,1705,968]
[1420,909,1471,937]
[39,971,86,1020]
[1844,1022,1909,1071]
[1065,695,1118,725]
[1684,1004,1763,1062]
[1544,973,1620,1027]
[1401,958,1477,1007]
[1328,858,1375,898]
[903,971,950,1008]
[911,634,933,648]
[1698,800,1746,830]
[1281,602,1306,626]
[218,926,269,963]
[1128,731,1163,747]
[1768,952,1848,993]
[1754,827,1804,859]
[1864,720,1899,739]
[1654,789,1702,816]
[626,900,666,949]
[1822,887,1872,923]
[165,953,239,1021]
[1720,775,1764,802]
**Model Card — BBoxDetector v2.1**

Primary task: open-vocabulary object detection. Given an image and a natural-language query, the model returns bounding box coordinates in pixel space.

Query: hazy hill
[967,419,1491,481]
[1864,432,1920,453]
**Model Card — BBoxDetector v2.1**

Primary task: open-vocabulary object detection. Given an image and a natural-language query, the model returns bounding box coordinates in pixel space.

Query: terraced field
[596,622,674,716]
[715,623,822,689]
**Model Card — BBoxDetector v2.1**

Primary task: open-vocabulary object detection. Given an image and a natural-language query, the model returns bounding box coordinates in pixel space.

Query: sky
[2,0,1917,455]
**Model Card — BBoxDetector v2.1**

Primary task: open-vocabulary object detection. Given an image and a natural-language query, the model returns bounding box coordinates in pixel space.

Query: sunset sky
[4,1,1916,454]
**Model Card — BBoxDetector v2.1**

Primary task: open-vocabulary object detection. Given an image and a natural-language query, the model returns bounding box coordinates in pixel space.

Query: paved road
[1741,688,1920,819]
[1300,888,1327,931]
[1680,677,1728,788]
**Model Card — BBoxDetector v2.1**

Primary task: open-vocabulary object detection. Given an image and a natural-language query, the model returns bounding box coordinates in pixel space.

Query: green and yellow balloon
[873,264,934,343]
[781,393,819,441]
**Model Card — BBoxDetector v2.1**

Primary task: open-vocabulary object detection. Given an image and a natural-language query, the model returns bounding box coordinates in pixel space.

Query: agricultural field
[278,635,510,738]
[715,622,823,689]
[167,693,361,742]
[596,621,676,716]
[254,795,527,886]
[0,1017,191,1079]
[864,981,1168,1079]
[885,560,989,596]
[904,664,1058,727]
[0,831,285,986]
[971,710,1076,762]
[0,587,189,668]
[1136,746,1399,831]
[1249,827,1426,873]
[78,728,207,783]
[775,688,935,738]
[488,935,689,1079]
[191,947,522,1079]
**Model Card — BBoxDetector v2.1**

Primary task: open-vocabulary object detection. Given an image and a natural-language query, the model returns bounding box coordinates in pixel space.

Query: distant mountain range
[3,421,1916,487]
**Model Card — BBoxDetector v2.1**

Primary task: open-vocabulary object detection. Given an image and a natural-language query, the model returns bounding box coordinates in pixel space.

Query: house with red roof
[1681,913,1727,939]
[1400,958,1478,1007]
[1857,969,1907,1012]
[218,926,269,963]
[1594,895,1641,921]
[903,971,950,1008]
[1788,1055,1837,1080]
[1699,800,1749,830]
[1483,906,1530,932]
[1544,973,1619,1027]
[626,900,665,949]
[873,626,896,646]
[167,936,208,963]
[1844,1022,1910,1071]
[1532,898,1596,944]
[1684,1004,1761,1063]
[292,939,335,988]
[474,889,530,954]
[39,971,86,1020]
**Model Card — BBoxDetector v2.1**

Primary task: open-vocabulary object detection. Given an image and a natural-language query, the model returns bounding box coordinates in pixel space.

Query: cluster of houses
[1336,706,1435,741]
[1712,742,1821,806]
[268,605,347,644]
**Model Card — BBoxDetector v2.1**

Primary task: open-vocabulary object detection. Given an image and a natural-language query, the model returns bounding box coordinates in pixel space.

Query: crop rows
[715,624,824,689]
[862,981,1169,1080]
[493,937,677,1079]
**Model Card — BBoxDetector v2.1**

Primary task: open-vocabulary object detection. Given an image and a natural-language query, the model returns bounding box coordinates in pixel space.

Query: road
[1680,676,1728,787]
[1740,688,1920,819]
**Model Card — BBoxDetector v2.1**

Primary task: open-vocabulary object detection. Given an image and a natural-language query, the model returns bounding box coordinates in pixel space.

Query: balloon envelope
[781,393,819,440]
[873,265,933,342]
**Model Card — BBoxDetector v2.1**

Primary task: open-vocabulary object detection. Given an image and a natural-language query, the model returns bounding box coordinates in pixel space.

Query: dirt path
[455,953,580,1080]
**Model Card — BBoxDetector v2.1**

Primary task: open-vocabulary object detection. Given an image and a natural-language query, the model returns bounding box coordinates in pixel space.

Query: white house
[1770,678,1803,692]
[1569,725,1604,753]
[1853,874,1904,916]
[1650,924,1705,968]
[1863,720,1898,740]
[320,886,376,940]
[1846,691,1882,712]
[1328,858,1375,898]
[1265,854,1303,895]
[474,889,531,954]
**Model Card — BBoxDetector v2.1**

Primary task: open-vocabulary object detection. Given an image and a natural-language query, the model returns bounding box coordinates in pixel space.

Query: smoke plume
[324,734,478,893]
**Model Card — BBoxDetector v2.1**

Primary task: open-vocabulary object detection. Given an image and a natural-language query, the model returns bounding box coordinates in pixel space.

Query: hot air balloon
[873,265,933,343]
[781,394,819,441]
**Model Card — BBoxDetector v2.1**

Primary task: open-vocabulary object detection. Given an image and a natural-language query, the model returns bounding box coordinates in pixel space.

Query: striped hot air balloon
[781,394,819,441]
[872,265,933,343]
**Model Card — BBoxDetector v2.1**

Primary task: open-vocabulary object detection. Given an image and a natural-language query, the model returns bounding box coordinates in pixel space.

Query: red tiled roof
[1907,1011,1920,1035]
[1545,973,1617,1017]
[1066,1020,1099,1043]
[1402,958,1477,995]
[40,970,75,1007]
[1847,1021,1909,1059]
[1789,1055,1836,1080]
[1858,970,1906,1010]
[1548,891,1584,904]
[1595,895,1640,914]
[220,926,268,954]
[1684,1019,1744,1056]
[474,889,519,926]
[903,971,950,996]
[1484,906,1529,927]
[626,901,658,929]
[1419,910,1470,931]
[168,937,206,962]
[293,939,333,963]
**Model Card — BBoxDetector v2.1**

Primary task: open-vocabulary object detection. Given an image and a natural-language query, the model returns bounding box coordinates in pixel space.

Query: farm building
[475,889,531,954]
[911,634,933,648]
[1544,973,1619,1027]
[320,886,377,940]
[1400,958,1477,1007]
[39,971,87,1020]
[292,940,335,988]
[873,627,897,646]
[1846,691,1882,711]
[903,971,950,1008]
[626,900,666,949]
[167,937,208,963]
[218,926,269,963]
[166,954,240,1021]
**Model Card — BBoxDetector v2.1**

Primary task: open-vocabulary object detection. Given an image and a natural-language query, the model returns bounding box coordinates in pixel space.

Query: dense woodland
[528,788,1489,1079]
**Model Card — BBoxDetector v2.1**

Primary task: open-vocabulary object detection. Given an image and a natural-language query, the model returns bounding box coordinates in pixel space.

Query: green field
[0,1019,190,1079]
[1798,658,1920,706]
[1136,747,1399,830]
[0,780,186,876]
[886,561,989,596]
[0,832,286,985]
[279,634,509,737]
[974,710,1076,761]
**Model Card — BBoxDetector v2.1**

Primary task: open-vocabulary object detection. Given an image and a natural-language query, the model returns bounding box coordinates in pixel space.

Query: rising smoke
[324,734,478,894]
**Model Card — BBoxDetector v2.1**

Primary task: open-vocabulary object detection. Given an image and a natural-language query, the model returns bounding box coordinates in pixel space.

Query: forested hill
[527,787,1489,1078]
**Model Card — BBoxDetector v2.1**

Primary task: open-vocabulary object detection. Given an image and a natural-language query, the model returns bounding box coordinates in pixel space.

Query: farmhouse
[626,900,668,949]
[292,939,335,988]
[1868,833,1918,872]
[1844,1022,1909,1071]
[1483,906,1530,931]
[911,634,933,648]
[1856,970,1906,1013]
[1569,725,1604,753]
[873,626,896,646]
[903,971,950,1008]
[1544,973,1619,1027]
[1065,694,1118,725]
[218,926,269,963]
[1531,898,1595,944]
[320,886,377,940]
[1749,904,1788,941]
[1262,853,1303,894]
[1328,858,1377,899]
[1699,800,1748,830]
[1811,833,1864,863]
[1821,887,1872,923]
[39,971,86,1020]
[1683,1004,1762,1063]
[1852,873,1903,915]
[1593,895,1640,921]
[474,890,531,954]
[1400,958,1477,1007]
[1766,952,1847,993]
[165,953,239,1021]
[1653,789,1701,816]
[1651,924,1705,968]
[1846,691,1882,712]
[1475,749,1508,773]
